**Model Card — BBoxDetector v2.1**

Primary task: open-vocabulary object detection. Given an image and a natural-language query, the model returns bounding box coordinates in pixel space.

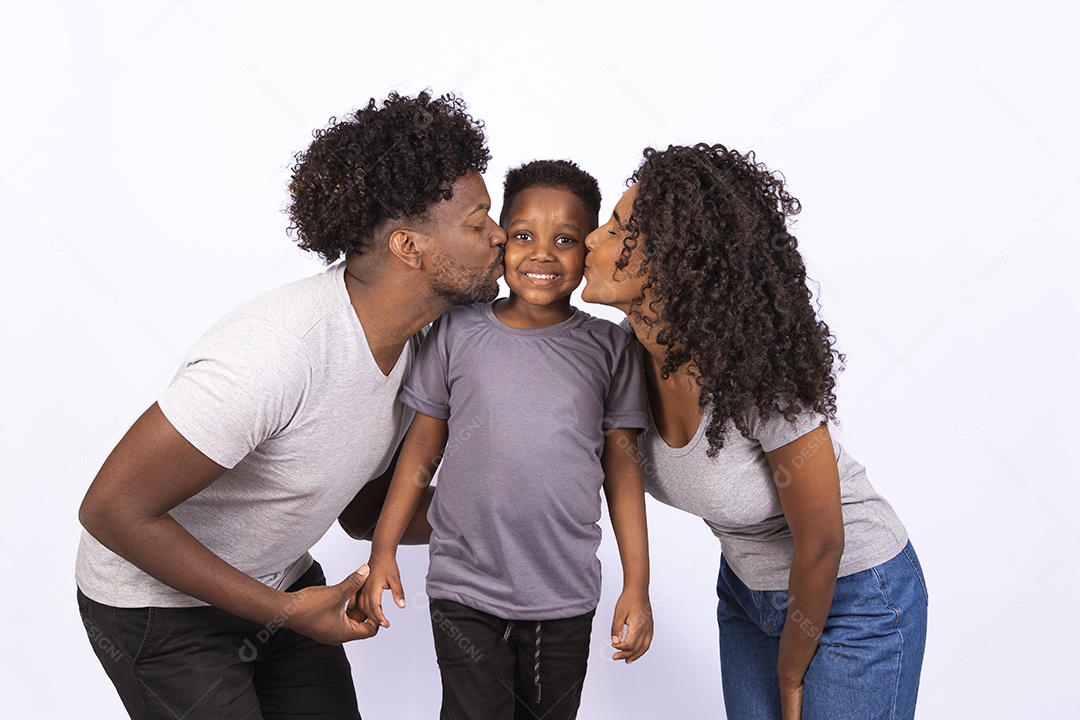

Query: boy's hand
[358,552,406,628]
[610,587,653,663]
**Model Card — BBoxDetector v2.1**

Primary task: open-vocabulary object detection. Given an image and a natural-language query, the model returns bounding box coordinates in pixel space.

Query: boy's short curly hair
[499,159,601,231]
[287,91,491,264]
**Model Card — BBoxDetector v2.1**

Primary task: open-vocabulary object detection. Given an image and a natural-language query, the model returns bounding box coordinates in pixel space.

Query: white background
[3,1,1078,717]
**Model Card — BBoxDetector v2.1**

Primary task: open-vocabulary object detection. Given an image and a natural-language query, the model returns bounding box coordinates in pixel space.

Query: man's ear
[387,228,424,270]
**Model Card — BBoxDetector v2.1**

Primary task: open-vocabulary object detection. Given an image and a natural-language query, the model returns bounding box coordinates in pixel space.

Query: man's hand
[610,587,653,663]
[280,566,379,645]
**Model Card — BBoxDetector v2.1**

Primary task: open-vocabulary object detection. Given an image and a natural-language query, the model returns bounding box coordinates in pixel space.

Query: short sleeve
[744,404,825,453]
[399,314,451,420]
[158,318,310,468]
[603,334,648,432]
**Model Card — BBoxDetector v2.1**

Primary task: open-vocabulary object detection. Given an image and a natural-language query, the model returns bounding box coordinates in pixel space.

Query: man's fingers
[338,565,370,598]
[343,612,380,641]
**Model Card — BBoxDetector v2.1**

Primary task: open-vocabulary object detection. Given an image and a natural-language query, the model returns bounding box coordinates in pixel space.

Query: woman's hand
[779,680,804,720]
[610,587,653,663]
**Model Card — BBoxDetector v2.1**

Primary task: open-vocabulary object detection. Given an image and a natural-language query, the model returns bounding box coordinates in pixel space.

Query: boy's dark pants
[429,597,594,720]
[77,561,360,720]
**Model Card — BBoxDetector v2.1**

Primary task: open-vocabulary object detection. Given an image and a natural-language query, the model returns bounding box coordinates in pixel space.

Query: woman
[581,144,927,720]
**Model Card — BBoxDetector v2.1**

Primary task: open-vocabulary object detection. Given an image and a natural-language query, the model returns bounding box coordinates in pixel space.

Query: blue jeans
[716,542,928,720]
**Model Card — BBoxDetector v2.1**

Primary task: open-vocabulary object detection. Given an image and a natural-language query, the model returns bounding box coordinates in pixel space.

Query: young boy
[359,160,652,719]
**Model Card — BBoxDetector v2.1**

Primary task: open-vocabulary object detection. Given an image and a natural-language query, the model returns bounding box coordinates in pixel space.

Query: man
[75,91,506,719]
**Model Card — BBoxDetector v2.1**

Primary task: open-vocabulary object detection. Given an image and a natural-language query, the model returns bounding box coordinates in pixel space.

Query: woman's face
[582,184,647,312]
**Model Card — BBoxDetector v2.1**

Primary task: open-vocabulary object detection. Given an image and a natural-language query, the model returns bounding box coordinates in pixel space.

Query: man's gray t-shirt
[642,404,909,591]
[76,263,417,607]
[401,302,647,620]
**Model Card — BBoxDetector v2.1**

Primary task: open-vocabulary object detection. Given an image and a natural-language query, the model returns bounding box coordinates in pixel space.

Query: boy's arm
[601,428,653,663]
[338,441,435,544]
[359,412,448,628]
[79,403,377,645]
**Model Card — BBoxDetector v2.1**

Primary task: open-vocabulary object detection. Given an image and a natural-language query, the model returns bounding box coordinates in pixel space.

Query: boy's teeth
[525,272,557,279]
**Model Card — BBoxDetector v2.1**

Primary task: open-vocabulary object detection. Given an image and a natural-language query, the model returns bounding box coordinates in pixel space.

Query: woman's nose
[584,228,599,251]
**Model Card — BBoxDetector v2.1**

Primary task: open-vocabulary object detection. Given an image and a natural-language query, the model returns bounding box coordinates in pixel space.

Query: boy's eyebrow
[507,218,585,233]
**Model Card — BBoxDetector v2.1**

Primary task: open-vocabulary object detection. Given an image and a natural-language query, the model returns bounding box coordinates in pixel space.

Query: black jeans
[77,561,360,720]
[429,598,594,720]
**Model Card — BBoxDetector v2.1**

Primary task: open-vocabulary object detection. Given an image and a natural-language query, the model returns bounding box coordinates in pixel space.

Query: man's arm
[337,441,434,545]
[79,403,377,644]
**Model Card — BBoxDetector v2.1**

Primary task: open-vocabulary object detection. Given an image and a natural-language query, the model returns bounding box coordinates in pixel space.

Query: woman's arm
[602,428,653,663]
[359,412,448,628]
[79,403,377,644]
[767,424,846,720]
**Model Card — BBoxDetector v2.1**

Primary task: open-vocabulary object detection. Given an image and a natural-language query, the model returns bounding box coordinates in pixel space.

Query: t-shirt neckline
[333,263,411,382]
[648,401,712,457]
[481,300,585,337]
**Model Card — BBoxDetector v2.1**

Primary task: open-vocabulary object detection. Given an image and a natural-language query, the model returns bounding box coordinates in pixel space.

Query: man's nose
[489,221,507,247]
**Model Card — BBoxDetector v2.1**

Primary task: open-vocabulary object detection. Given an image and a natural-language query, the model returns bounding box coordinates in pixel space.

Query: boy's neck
[493,294,576,330]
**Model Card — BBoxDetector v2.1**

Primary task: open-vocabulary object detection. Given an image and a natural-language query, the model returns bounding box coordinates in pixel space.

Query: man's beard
[429,247,503,306]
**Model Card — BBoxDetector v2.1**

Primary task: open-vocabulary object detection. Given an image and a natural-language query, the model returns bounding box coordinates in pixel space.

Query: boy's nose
[529,243,555,260]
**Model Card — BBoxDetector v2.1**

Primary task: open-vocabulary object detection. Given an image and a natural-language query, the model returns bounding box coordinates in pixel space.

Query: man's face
[424,170,507,305]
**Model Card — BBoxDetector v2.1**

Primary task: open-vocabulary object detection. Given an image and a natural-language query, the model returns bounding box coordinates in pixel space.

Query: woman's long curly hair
[287,91,490,264]
[620,143,844,456]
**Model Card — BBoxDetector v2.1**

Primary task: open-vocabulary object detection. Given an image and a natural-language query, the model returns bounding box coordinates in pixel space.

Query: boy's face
[500,186,590,308]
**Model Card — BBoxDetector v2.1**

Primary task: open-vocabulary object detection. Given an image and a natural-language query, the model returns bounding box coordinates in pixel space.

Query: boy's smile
[495,186,590,328]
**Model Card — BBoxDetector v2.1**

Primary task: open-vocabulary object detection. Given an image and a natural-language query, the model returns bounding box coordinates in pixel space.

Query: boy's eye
[512,232,532,242]
[555,236,579,246]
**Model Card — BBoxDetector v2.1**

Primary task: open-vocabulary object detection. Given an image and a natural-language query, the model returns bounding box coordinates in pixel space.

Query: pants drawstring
[533,621,542,704]
[501,620,543,704]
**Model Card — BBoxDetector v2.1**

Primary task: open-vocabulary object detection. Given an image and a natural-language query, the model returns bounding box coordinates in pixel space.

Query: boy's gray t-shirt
[401,302,647,620]
[76,263,417,607]
[641,403,909,591]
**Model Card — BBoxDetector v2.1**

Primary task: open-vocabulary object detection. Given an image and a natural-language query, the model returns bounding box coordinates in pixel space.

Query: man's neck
[343,260,446,375]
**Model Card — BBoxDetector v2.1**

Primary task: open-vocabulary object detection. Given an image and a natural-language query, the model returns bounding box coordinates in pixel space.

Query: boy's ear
[387,229,424,270]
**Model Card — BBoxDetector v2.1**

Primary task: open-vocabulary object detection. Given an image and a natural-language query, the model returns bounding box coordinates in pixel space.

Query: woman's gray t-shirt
[401,302,647,620]
[641,404,909,591]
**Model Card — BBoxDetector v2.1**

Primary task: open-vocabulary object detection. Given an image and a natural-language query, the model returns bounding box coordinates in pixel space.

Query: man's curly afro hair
[499,159,602,231]
[620,143,845,456]
[287,91,490,264]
